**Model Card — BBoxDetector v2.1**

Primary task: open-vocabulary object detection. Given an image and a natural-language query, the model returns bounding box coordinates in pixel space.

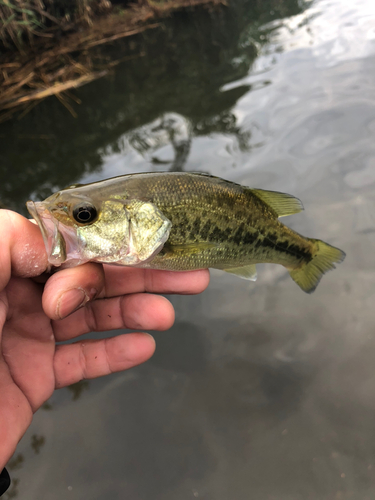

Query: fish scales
[26,172,346,293]
[107,173,313,271]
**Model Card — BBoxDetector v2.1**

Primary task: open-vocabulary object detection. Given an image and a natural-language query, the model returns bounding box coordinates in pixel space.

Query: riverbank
[0,0,223,122]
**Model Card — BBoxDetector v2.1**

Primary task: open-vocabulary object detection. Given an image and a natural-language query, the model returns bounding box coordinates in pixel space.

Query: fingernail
[57,288,88,319]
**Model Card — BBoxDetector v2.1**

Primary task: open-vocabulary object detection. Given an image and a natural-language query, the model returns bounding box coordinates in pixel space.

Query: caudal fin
[289,239,346,293]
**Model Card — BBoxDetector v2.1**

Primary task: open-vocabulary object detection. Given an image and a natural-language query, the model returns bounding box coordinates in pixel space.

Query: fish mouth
[26,201,67,266]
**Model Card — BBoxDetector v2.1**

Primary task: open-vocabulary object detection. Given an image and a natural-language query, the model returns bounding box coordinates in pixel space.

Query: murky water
[1,0,375,497]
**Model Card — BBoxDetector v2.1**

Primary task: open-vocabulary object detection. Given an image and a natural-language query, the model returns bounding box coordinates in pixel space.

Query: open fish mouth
[26,200,67,266]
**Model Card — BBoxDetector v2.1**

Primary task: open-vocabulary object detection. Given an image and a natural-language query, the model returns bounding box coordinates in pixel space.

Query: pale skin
[0,210,210,469]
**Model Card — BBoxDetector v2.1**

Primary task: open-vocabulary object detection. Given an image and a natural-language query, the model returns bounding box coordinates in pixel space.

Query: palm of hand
[0,210,209,469]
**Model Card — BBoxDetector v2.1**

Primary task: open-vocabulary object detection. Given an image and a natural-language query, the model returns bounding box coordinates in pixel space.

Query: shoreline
[0,0,223,122]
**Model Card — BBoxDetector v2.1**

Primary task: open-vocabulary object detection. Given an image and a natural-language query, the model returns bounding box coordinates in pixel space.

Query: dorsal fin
[251,189,304,218]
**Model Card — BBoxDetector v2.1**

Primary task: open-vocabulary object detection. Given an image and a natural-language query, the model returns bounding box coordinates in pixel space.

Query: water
[1,0,375,498]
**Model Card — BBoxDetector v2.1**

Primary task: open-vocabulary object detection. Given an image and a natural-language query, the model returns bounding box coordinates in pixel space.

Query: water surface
[1,0,375,498]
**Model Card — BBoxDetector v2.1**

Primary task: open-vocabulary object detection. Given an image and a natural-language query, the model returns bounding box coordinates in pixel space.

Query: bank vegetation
[0,0,222,121]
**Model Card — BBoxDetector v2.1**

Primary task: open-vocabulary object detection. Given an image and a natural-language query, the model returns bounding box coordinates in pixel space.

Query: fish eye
[72,204,98,224]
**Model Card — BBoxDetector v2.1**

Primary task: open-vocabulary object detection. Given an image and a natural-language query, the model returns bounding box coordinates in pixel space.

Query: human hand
[0,210,209,469]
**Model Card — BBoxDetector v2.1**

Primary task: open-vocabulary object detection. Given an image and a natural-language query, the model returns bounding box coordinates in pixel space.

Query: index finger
[102,266,210,297]
[43,265,210,320]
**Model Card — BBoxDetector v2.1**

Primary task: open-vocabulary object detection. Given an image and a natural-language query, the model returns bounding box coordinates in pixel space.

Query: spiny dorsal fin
[251,189,304,218]
[223,264,257,281]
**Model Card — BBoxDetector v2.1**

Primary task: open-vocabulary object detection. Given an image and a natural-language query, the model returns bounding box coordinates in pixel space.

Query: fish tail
[288,239,346,293]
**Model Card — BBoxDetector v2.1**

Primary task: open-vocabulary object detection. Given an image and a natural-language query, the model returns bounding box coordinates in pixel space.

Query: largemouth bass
[26,172,345,293]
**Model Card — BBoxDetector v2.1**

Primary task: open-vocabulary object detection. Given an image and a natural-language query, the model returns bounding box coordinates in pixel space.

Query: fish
[26,172,345,293]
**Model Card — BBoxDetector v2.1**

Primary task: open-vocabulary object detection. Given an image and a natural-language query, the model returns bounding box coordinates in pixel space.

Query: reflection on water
[67,380,90,401]
[0,0,304,212]
[129,113,192,171]
[3,0,375,498]
[30,435,45,456]
[4,432,46,499]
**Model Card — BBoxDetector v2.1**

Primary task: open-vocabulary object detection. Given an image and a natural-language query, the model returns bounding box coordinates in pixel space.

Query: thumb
[0,210,48,291]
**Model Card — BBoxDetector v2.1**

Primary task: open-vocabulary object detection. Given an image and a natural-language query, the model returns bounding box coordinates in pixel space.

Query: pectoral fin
[223,264,257,281]
[251,189,304,218]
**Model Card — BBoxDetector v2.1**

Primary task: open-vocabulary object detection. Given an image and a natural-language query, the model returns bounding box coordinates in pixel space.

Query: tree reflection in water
[0,0,309,214]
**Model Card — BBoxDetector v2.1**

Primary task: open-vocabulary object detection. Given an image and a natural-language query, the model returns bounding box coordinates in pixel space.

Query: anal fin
[223,264,257,281]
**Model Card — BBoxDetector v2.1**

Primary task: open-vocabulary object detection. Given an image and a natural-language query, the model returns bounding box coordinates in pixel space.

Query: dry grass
[0,19,159,122]
[0,0,50,50]
[0,0,222,122]
[0,0,113,50]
